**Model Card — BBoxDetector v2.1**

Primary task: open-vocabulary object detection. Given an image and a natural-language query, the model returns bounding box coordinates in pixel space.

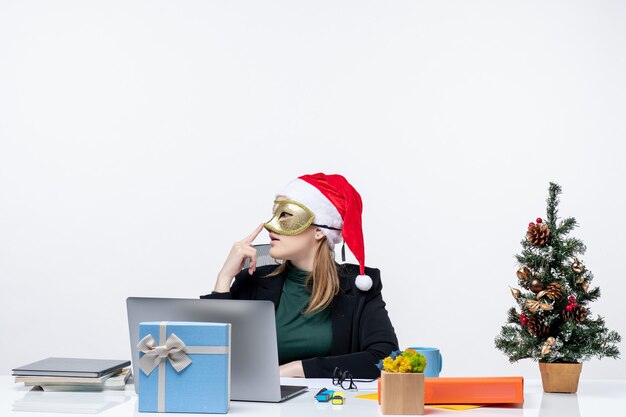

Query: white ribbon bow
[137,333,192,376]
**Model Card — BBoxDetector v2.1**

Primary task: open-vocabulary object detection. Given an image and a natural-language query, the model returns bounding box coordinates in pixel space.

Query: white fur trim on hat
[278,178,343,249]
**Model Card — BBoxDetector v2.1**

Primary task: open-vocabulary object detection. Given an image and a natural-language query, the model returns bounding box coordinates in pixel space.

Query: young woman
[201,173,398,378]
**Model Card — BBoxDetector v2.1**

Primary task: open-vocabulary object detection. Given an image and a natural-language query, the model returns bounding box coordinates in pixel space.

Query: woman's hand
[279,360,304,377]
[213,223,264,293]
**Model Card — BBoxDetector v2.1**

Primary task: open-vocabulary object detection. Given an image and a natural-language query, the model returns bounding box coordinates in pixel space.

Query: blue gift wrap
[137,321,231,414]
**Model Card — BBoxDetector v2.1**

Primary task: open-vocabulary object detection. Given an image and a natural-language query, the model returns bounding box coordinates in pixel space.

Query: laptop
[126,297,307,402]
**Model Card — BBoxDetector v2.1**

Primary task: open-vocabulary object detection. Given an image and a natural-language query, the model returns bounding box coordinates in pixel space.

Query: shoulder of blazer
[228,263,286,303]
[335,262,382,294]
[252,263,282,277]
[244,264,284,285]
[230,264,283,290]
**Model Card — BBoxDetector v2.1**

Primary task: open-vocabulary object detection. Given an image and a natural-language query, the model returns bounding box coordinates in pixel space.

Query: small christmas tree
[495,183,621,363]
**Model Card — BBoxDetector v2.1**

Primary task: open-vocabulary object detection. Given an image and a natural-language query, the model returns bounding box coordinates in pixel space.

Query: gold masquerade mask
[264,199,315,236]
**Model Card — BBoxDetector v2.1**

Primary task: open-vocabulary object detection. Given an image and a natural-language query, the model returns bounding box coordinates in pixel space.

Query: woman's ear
[314,229,324,240]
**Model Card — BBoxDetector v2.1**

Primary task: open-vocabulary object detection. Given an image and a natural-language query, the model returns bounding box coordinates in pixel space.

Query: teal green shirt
[275,262,333,364]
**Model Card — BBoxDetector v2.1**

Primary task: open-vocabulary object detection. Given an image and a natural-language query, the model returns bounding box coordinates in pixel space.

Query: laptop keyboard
[280,385,307,400]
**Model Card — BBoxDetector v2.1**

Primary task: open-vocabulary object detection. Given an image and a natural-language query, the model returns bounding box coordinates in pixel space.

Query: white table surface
[2,376,625,416]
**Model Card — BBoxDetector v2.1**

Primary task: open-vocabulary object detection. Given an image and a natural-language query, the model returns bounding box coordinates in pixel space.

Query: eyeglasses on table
[331,367,377,391]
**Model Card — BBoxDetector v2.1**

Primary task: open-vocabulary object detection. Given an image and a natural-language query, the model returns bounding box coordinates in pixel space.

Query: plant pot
[538,361,583,393]
[380,371,425,415]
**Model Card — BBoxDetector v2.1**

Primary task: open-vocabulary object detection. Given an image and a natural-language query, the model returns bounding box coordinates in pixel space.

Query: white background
[1,0,625,380]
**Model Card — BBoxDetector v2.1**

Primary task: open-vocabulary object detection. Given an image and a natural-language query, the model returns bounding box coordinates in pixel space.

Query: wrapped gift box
[138,321,230,413]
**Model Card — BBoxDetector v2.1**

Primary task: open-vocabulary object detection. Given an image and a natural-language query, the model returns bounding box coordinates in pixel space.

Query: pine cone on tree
[543,282,563,301]
[562,306,588,323]
[527,223,551,246]
[526,315,549,337]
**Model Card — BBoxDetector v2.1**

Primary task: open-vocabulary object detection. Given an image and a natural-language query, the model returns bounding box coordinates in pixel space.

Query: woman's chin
[269,247,284,260]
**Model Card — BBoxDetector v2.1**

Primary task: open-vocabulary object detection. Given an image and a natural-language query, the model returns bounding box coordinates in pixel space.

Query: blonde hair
[267,237,340,314]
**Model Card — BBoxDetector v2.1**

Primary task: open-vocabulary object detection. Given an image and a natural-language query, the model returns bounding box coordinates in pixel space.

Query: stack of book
[13,357,132,392]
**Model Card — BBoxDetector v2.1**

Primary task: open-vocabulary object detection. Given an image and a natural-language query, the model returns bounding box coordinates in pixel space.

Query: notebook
[12,357,131,378]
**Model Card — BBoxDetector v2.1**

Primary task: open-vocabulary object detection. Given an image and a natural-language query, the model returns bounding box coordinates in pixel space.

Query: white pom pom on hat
[278,172,373,292]
[355,274,373,292]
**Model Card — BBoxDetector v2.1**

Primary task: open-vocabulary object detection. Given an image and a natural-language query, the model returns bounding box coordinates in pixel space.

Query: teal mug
[407,347,442,377]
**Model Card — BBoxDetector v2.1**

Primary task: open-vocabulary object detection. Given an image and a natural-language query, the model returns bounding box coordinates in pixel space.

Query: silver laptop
[126,297,307,402]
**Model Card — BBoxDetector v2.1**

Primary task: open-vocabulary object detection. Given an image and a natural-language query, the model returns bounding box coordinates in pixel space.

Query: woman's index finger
[243,223,265,244]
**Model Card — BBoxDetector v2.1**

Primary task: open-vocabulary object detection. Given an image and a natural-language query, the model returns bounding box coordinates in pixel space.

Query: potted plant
[377,349,427,415]
[495,183,621,393]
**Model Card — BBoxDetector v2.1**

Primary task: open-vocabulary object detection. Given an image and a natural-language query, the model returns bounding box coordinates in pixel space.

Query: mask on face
[263,199,315,236]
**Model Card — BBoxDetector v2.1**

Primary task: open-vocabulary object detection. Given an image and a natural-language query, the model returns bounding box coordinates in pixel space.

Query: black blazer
[200,262,399,378]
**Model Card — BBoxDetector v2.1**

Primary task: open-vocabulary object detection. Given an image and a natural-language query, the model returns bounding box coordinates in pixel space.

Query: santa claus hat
[277,173,373,291]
